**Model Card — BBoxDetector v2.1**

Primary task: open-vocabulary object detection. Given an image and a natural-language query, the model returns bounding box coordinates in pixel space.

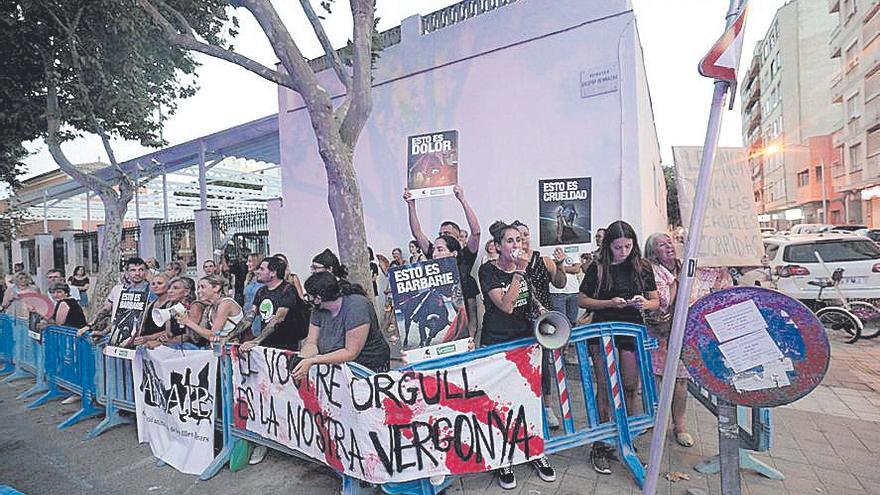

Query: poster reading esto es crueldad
[538,177,592,246]
[407,130,458,199]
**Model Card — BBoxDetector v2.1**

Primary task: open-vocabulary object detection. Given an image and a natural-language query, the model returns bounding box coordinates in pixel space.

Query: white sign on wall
[580,64,619,98]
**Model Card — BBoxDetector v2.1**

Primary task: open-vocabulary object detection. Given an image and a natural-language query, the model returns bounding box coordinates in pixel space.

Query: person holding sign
[292,271,391,378]
[404,184,481,339]
[78,257,152,340]
[478,221,556,490]
[579,221,659,475]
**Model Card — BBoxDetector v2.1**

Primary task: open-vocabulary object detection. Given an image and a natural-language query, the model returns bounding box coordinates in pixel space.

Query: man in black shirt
[403,184,481,338]
[239,256,305,353]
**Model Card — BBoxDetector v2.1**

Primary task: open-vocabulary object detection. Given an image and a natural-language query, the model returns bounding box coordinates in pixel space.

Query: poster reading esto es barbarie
[538,177,592,246]
[407,130,458,199]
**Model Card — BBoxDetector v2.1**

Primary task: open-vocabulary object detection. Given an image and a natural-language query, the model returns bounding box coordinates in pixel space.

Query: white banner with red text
[230,344,544,483]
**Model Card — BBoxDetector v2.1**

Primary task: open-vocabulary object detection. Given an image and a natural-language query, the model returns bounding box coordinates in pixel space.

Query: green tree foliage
[2,0,230,308]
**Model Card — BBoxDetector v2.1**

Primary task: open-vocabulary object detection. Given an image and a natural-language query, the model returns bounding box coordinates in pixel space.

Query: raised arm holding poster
[388,257,469,361]
[407,130,458,199]
[672,146,762,266]
[538,177,592,247]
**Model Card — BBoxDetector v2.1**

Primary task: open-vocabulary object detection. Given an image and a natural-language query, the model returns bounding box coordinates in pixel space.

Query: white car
[763,234,880,300]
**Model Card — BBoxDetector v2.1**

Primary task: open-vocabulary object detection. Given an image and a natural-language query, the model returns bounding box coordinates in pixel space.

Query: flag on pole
[698,1,749,103]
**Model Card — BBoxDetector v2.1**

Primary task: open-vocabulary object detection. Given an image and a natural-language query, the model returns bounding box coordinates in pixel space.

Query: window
[797,171,810,187]
[764,243,780,261]
[867,70,880,100]
[850,143,863,171]
[769,52,782,79]
[845,40,860,71]
[815,166,823,180]
[846,93,860,120]
[784,239,880,263]
[868,127,880,157]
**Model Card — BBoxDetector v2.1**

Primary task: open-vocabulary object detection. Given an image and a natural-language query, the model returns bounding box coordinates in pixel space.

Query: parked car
[855,228,880,243]
[763,233,880,300]
[789,223,866,235]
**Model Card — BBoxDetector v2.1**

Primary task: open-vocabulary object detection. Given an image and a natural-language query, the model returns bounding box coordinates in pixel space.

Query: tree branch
[44,62,114,193]
[138,0,296,90]
[298,0,351,89]
[339,0,374,146]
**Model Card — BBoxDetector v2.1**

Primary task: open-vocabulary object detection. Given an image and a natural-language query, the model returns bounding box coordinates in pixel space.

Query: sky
[17,0,788,182]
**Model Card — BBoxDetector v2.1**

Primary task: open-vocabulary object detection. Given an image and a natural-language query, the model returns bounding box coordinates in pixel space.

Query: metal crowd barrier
[204,322,658,494]
[0,313,15,375]
[27,325,103,429]
[1,315,48,400]
[688,381,782,480]
[88,341,138,439]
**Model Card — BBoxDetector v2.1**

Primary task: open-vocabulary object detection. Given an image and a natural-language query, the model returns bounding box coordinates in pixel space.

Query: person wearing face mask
[291,271,391,379]
[579,220,659,475]
[478,221,556,490]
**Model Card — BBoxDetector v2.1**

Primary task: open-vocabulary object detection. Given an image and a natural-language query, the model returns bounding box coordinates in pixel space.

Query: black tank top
[54,298,86,328]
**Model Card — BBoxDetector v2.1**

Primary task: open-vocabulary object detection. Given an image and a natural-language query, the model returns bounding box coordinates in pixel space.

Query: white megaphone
[533,310,572,350]
[152,303,186,326]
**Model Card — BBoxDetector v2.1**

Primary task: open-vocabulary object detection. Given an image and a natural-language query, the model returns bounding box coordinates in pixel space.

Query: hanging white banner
[133,347,217,475]
[231,344,544,483]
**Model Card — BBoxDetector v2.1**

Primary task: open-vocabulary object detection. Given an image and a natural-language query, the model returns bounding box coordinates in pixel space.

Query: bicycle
[808,250,880,343]
[806,267,862,344]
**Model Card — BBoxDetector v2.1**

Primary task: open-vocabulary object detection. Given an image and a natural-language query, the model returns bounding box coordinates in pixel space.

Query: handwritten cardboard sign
[673,146,762,267]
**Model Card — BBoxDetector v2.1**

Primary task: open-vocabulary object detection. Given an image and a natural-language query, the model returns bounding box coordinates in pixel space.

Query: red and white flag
[698,2,749,89]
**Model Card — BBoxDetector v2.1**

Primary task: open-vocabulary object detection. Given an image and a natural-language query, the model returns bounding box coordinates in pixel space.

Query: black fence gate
[21,239,36,276]
[74,232,99,275]
[53,238,65,272]
[210,210,270,262]
[154,219,197,270]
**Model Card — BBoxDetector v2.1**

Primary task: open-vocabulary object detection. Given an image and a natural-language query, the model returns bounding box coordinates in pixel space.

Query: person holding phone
[578,220,659,475]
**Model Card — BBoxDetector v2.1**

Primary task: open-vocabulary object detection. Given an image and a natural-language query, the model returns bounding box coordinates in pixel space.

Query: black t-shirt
[579,261,657,324]
[254,281,300,351]
[68,276,90,289]
[428,242,480,300]
[229,261,249,305]
[54,298,86,328]
[478,262,532,346]
[310,294,390,372]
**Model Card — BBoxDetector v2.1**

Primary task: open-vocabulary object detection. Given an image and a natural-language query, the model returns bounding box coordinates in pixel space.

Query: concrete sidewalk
[0,338,878,495]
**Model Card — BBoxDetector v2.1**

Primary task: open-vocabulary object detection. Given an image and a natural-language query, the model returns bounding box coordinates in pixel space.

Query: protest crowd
[0,182,755,491]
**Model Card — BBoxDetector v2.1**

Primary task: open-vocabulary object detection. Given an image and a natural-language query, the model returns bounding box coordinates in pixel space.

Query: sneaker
[544,407,560,430]
[590,443,612,475]
[249,445,267,465]
[61,395,79,405]
[530,456,556,482]
[496,466,516,490]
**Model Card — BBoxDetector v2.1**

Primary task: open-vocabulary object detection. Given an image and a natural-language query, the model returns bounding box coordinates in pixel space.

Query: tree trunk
[89,190,130,315]
[324,150,373,298]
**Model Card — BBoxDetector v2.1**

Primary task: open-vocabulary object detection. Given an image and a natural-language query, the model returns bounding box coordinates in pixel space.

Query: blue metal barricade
[688,382,782,479]
[0,313,15,375]
[205,322,658,494]
[27,326,103,428]
[88,342,137,439]
[1,316,48,400]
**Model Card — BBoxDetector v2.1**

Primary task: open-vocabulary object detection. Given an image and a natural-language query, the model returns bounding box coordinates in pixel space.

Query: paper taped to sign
[732,358,793,392]
[718,328,784,373]
[705,299,767,343]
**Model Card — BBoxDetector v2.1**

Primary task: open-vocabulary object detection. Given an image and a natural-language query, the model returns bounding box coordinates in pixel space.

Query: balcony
[832,127,846,148]
[865,4,880,47]
[830,0,840,14]
[831,72,844,103]
[867,96,880,127]
[831,30,842,59]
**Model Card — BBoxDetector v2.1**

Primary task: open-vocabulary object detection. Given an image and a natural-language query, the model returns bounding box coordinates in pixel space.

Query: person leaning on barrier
[478,221,557,491]
[236,256,308,353]
[291,271,390,379]
[131,274,171,348]
[0,272,39,317]
[179,275,242,346]
[40,282,87,329]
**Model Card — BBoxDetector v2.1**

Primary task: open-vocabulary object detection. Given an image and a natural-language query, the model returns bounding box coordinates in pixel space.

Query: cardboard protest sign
[538,177,592,246]
[133,347,217,475]
[231,344,544,483]
[673,146,762,266]
[108,288,148,347]
[388,257,468,353]
[407,130,458,199]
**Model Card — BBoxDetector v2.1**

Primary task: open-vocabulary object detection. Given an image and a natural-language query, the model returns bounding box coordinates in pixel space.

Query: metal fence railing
[154,219,196,269]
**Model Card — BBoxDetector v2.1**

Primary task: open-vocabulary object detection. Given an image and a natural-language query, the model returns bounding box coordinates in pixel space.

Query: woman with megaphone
[141,277,205,349]
[478,221,557,491]
[178,275,243,346]
[131,274,171,348]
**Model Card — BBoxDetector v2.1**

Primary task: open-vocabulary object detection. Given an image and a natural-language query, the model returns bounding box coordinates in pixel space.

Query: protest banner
[407,130,458,199]
[133,346,217,475]
[538,177,592,247]
[108,288,148,347]
[673,146,762,266]
[387,257,468,356]
[231,344,544,483]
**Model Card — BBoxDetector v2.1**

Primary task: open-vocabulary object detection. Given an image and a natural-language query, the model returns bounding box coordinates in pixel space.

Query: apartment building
[829,0,880,226]
[741,0,841,228]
